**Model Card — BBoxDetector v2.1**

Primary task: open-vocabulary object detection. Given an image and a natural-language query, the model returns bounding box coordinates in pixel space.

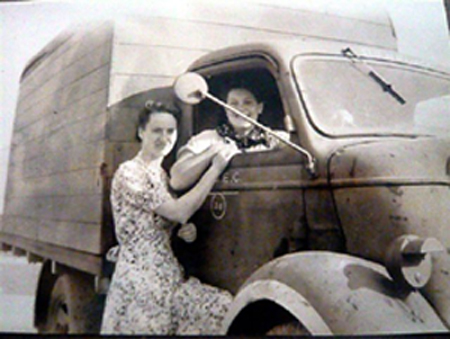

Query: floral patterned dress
[101,157,233,335]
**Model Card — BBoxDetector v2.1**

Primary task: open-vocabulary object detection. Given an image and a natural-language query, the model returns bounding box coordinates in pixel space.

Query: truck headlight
[385,235,444,289]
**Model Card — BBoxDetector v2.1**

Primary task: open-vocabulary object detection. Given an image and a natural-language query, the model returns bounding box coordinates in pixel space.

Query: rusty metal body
[171,41,450,334]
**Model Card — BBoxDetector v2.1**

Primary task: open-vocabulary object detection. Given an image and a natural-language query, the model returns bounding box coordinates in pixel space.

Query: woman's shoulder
[112,158,164,195]
[116,158,142,174]
[113,158,147,183]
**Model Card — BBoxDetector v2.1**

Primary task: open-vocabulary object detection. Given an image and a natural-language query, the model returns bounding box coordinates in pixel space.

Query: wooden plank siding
[14,50,111,133]
[6,167,104,198]
[9,141,105,181]
[3,202,103,254]
[9,89,108,167]
[4,195,102,224]
[17,21,113,108]
[11,104,107,169]
[6,113,108,192]
[3,21,114,255]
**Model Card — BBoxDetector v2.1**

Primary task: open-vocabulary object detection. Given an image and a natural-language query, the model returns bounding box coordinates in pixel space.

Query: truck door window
[193,68,286,143]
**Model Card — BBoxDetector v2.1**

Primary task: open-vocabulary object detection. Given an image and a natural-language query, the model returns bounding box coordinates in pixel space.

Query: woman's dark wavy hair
[218,77,264,103]
[136,100,180,141]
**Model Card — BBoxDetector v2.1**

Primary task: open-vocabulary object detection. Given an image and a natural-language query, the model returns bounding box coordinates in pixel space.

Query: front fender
[224,252,447,335]
[223,278,332,335]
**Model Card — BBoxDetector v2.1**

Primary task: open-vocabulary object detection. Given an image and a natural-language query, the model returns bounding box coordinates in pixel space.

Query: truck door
[172,64,308,293]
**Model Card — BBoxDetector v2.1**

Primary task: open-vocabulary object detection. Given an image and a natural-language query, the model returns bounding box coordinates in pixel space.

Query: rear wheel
[40,272,100,334]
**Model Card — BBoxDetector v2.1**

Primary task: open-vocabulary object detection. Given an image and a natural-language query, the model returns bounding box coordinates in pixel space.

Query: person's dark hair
[218,77,264,103]
[136,100,180,141]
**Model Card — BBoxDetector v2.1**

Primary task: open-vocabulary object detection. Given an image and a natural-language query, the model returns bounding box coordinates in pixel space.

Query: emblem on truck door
[210,193,227,220]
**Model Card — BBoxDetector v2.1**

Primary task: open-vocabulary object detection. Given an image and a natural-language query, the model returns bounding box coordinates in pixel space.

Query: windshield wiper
[342,47,406,105]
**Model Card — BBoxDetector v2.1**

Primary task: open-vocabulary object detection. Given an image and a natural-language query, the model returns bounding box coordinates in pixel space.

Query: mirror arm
[202,91,317,178]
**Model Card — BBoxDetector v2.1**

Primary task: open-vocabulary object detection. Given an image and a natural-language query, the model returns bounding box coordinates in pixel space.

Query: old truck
[1,2,449,335]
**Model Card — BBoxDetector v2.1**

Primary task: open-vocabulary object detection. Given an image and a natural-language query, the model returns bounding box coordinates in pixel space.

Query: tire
[266,321,310,336]
[40,272,100,334]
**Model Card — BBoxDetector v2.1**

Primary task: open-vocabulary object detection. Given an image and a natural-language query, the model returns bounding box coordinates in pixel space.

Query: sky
[0,0,449,213]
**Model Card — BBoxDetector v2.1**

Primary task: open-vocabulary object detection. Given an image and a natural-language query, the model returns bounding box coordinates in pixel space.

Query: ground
[0,251,41,333]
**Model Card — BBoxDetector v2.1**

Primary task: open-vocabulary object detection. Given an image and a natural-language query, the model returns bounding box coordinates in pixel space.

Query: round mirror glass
[173,72,208,105]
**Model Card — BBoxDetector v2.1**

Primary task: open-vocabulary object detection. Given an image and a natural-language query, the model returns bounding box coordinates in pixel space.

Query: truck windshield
[294,57,450,137]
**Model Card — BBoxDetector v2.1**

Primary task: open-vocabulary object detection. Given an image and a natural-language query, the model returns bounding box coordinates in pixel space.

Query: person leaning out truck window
[170,81,289,191]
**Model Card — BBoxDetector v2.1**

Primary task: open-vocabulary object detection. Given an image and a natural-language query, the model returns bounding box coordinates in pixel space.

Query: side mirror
[173,72,208,105]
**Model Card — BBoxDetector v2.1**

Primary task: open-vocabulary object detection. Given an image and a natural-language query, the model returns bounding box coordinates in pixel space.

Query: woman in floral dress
[101,101,238,335]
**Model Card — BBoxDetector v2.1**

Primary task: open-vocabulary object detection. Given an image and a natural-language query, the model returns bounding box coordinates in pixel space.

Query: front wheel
[39,272,100,334]
[266,321,310,335]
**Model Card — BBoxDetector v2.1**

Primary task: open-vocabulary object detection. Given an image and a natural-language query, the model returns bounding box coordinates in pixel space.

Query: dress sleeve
[112,162,173,214]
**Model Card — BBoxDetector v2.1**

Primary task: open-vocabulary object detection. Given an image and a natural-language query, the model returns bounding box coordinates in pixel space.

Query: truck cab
[169,41,450,335]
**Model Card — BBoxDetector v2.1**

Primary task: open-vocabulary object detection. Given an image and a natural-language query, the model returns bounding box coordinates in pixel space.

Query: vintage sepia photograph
[1,0,449,335]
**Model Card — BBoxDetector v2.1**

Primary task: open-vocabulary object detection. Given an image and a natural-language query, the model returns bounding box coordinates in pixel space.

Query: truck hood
[328,137,450,313]
[328,137,450,186]
[327,137,450,255]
